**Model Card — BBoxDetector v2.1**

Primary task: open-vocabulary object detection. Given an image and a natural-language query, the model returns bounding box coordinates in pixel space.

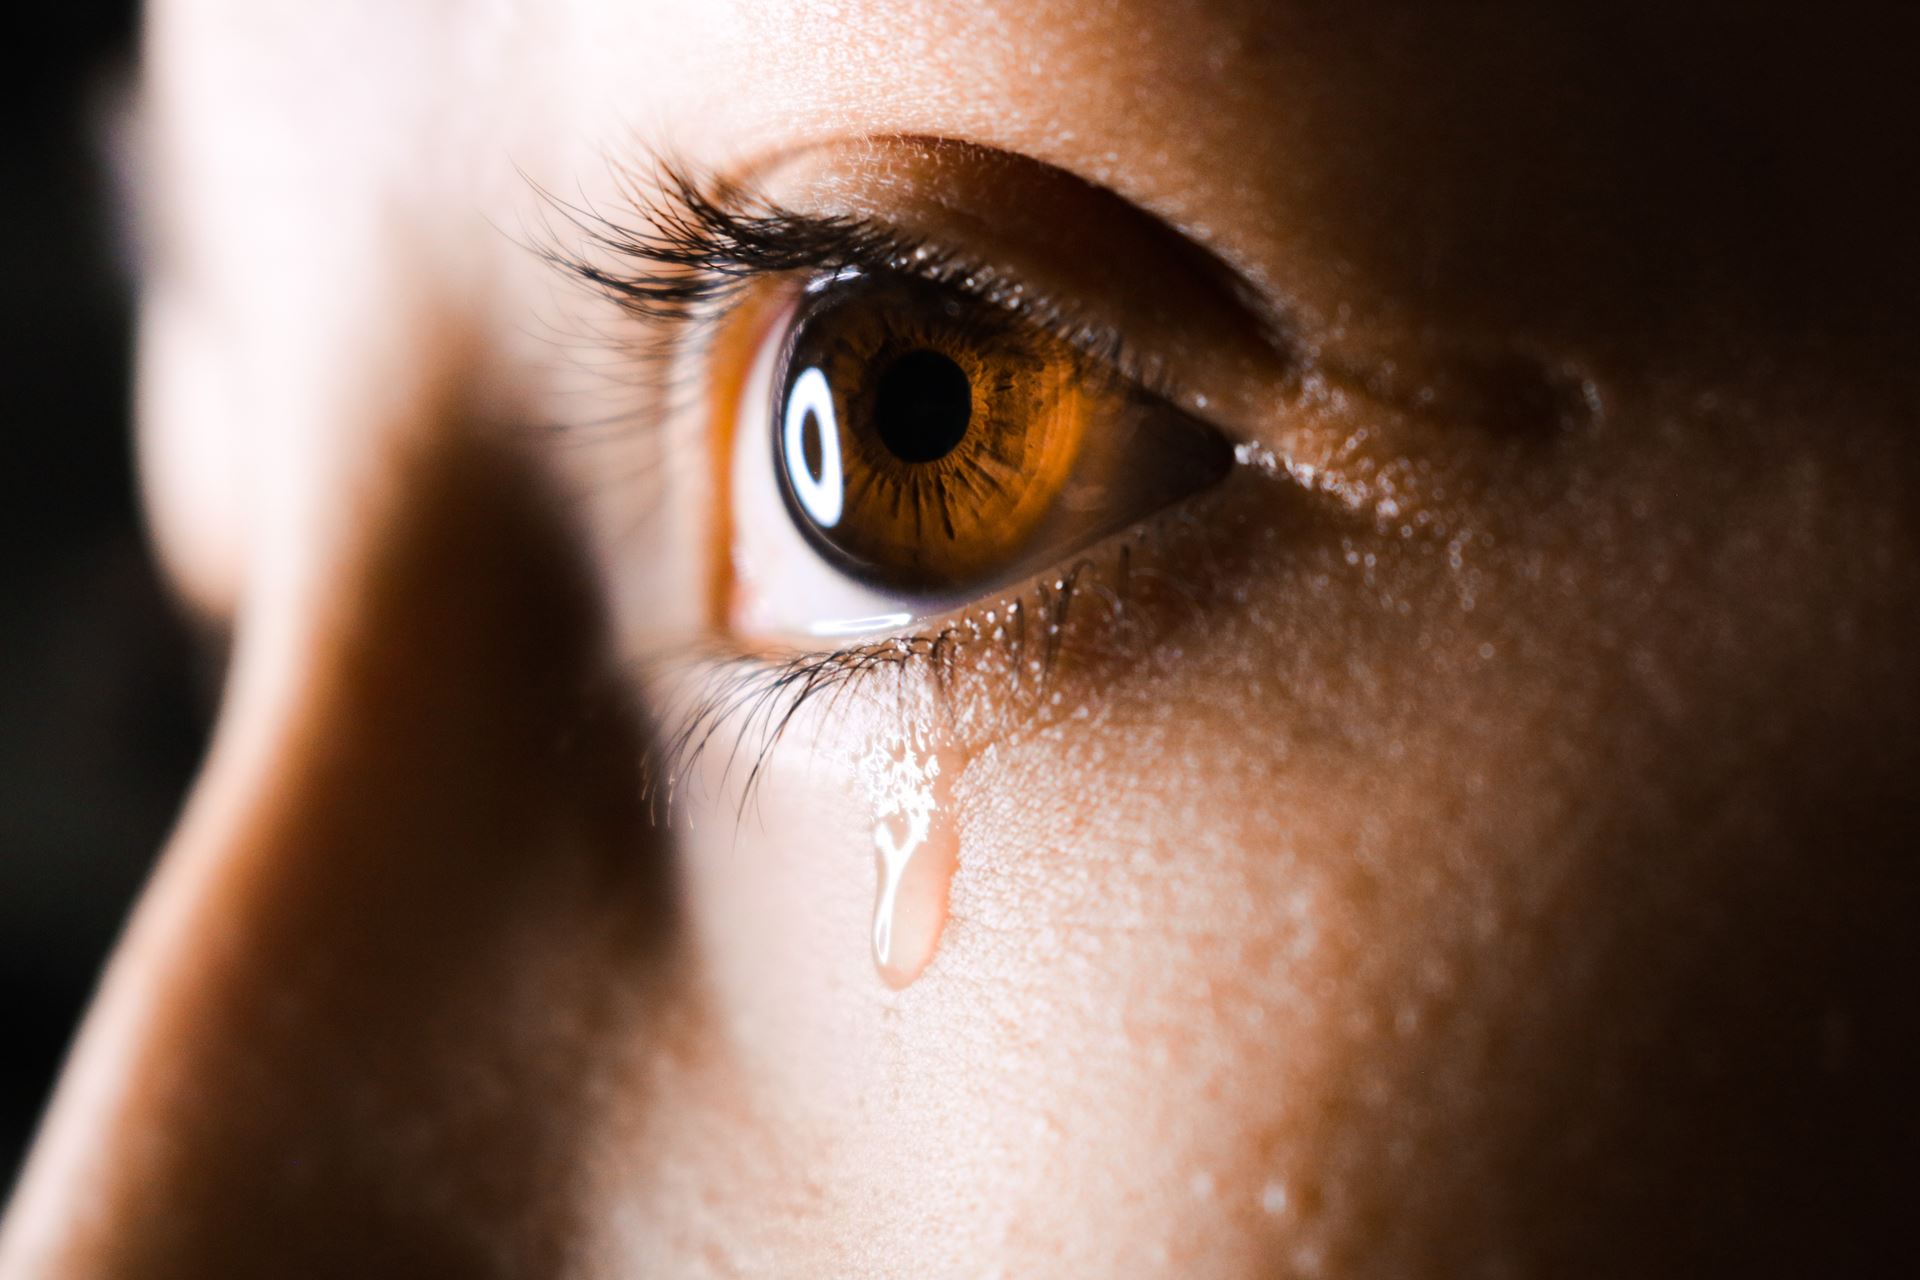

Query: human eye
[727,261,1233,637]
[546,140,1287,663]
[537,140,1293,981]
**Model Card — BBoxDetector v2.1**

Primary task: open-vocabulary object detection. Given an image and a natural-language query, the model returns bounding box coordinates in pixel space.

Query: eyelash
[644,563,1111,822]
[531,164,1170,816]
[532,164,1177,408]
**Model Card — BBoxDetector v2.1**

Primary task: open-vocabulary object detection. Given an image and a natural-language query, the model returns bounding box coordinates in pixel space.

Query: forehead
[147,0,1919,345]
[145,1,1900,181]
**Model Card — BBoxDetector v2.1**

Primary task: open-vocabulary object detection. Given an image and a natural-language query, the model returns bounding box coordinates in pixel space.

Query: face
[5,2,1918,1275]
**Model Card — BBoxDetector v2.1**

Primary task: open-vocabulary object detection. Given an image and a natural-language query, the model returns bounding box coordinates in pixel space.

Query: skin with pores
[3,2,1917,1277]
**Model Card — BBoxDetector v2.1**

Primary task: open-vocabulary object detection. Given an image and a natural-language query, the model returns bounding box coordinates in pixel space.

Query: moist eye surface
[766,267,1231,605]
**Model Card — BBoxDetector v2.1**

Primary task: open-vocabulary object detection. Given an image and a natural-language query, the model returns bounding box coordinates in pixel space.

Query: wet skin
[3,2,1918,1276]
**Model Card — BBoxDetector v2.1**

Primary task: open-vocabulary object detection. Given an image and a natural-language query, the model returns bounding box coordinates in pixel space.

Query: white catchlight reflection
[730,323,923,640]
[783,365,843,528]
[809,612,913,638]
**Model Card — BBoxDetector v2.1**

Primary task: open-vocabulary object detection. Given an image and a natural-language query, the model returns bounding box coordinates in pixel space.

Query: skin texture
[5,1,1918,1275]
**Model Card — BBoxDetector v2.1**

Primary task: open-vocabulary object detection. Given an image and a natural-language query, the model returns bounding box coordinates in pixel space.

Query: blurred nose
[0,436,672,1277]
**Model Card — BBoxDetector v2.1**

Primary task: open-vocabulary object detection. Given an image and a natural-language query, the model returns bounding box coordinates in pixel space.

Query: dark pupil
[872,349,972,464]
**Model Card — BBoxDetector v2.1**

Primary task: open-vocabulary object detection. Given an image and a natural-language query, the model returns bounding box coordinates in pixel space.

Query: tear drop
[858,734,962,988]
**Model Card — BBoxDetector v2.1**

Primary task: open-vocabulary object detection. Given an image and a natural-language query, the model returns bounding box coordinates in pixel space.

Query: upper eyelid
[532,152,1592,489]
[528,161,1196,406]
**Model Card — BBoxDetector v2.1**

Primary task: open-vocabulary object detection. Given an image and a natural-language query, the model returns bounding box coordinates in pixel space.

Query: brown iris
[774,272,1097,594]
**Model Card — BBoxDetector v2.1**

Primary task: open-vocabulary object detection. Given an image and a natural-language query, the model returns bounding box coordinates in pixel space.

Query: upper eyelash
[534,166,907,323]
[528,162,1170,400]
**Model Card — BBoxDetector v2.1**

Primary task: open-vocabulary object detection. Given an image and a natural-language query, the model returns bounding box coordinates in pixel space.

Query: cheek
[651,690,1374,1272]
[945,400,1920,1275]
[642,384,1920,1274]
[646,633,1353,1272]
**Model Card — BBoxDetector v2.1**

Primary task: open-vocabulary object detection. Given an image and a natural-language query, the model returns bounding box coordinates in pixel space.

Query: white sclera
[783,365,843,528]
[733,315,925,640]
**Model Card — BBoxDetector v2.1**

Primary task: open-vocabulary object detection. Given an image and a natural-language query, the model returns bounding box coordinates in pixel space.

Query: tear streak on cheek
[855,731,965,989]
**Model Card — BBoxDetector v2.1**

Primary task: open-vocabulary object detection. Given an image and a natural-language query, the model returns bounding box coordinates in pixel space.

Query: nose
[0,438,674,1277]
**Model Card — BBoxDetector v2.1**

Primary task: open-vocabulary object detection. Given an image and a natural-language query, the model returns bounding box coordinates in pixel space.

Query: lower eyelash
[640,556,1119,822]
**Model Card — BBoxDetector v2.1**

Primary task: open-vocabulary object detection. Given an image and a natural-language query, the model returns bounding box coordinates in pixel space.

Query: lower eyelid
[655,472,1269,798]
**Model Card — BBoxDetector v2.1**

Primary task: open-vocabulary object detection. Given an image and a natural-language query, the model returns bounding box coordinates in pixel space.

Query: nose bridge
[0,438,673,1278]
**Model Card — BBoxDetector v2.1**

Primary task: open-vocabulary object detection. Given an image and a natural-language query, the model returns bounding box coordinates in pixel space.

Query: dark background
[0,0,208,1190]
